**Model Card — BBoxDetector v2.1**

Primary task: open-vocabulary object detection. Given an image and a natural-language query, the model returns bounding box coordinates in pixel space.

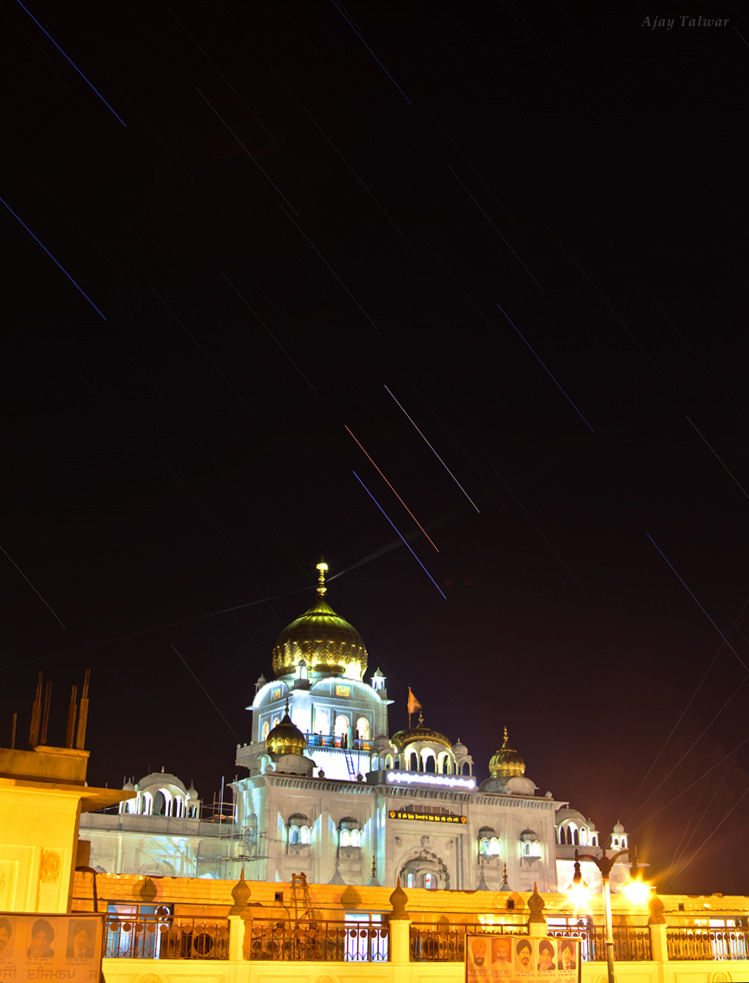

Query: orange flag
[407,687,422,716]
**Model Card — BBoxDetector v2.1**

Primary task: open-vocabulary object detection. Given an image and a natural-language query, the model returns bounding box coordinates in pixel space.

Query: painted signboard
[0,913,104,983]
[465,934,580,982]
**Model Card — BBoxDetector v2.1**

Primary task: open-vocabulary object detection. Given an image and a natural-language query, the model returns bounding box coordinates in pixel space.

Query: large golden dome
[272,563,368,679]
[489,727,525,778]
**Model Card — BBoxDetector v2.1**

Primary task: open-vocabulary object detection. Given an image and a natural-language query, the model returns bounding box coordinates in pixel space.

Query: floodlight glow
[386,770,476,790]
[621,877,651,905]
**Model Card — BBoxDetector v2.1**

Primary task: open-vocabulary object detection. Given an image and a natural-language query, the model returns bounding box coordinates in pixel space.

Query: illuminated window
[356,717,370,740]
[288,813,311,847]
[423,873,436,889]
[339,817,361,851]
[520,829,541,858]
[262,721,270,741]
[478,828,500,857]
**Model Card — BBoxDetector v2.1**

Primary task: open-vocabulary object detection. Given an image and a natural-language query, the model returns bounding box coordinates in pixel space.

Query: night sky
[2,2,747,896]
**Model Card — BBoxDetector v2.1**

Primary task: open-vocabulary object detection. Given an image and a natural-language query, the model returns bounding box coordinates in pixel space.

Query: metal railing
[247,919,389,961]
[305,733,373,752]
[105,914,229,960]
[667,928,749,961]
[548,925,651,962]
[410,925,526,962]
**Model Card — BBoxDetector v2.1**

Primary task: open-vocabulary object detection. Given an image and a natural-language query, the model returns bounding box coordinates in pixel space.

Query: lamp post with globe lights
[568,844,650,983]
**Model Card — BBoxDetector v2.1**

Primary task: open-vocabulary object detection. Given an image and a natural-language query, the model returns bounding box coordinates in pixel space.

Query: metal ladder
[291,872,314,921]
[344,750,357,779]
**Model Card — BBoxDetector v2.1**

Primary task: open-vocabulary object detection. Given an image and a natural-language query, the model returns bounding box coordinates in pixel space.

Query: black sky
[2,1,748,896]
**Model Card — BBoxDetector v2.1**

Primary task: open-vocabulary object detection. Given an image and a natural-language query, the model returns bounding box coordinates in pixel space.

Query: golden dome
[266,706,307,758]
[272,563,368,679]
[392,714,452,750]
[489,727,525,778]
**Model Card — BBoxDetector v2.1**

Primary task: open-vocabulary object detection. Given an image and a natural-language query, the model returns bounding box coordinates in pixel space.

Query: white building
[82,562,630,891]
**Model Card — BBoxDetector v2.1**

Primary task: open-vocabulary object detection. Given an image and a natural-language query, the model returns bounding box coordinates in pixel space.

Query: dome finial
[316,557,328,596]
[489,725,525,779]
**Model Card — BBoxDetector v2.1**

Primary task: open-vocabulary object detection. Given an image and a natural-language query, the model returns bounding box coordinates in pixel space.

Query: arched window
[408,752,418,771]
[579,827,588,846]
[424,753,436,773]
[406,873,415,888]
[262,721,270,741]
[478,828,500,857]
[288,813,311,846]
[423,873,436,890]
[356,717,370,740]
[339,817,361,851]
[334,714,349,737]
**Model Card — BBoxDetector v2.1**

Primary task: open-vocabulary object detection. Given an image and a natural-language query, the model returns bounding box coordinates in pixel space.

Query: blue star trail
[0,197,107,320]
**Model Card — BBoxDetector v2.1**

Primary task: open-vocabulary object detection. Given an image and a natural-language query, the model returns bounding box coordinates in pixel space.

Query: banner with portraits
[465,934,580,982]
[0,913,104,983]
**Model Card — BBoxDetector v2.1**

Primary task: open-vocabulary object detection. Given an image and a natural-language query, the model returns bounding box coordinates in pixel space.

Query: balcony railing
[668,928,749,961]
[105,915,229,960]
[247,919,389,961]
[410,925,526,962]
[306,733,373,752]
[548,925,651,962]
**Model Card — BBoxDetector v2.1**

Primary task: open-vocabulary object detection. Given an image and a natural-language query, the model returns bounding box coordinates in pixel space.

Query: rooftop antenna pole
[65,684,78,748]
[39,679,53,746]
[29,671,43,748]
[10,713,17,750]
[76,669,90,749]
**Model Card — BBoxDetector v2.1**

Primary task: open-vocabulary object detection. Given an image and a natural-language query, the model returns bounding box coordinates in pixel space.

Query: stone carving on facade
[40,850,61,883]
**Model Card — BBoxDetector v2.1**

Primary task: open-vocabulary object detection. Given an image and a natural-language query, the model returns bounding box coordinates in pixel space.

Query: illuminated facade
[83,562,630,890]
[232,563,628,892]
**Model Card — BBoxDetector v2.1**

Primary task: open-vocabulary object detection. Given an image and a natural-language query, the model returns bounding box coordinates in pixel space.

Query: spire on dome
[316,559,328,596]
[489,726,526,779]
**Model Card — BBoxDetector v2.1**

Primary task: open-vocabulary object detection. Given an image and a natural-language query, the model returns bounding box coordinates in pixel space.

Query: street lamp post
[570,845,646,983]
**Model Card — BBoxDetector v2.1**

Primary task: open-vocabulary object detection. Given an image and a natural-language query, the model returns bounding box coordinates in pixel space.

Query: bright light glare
[567,880,592,910]
[386,770,476,789]
[621,878,651,905]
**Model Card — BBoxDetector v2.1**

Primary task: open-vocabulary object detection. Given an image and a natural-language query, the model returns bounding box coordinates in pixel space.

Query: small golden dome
[392,714,452,750]
[266,707,306,758]
[489,727,525,778]
[272,562,368,679]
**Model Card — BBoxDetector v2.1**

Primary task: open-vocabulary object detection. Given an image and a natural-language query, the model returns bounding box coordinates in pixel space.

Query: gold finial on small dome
[266,701,306,758]
[489,725,526,779]
[316,559,328,596]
